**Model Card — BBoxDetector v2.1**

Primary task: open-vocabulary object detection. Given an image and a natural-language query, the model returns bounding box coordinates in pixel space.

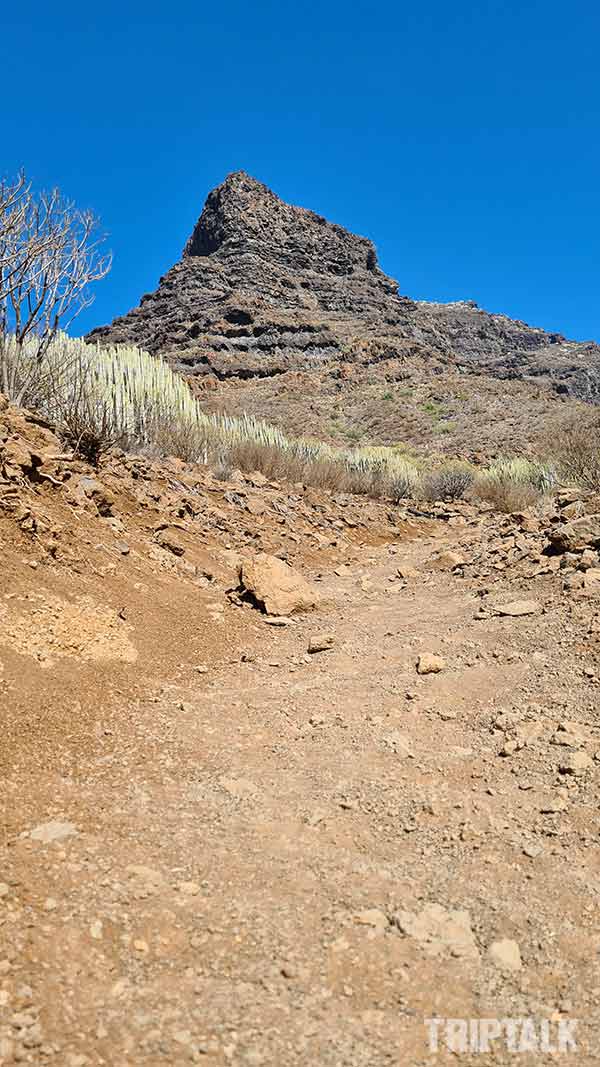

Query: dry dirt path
[2,522,600,1065]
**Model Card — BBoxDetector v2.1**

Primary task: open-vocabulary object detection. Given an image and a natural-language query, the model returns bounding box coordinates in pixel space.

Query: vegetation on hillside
[0,330,562,508]
[0,167,587,510]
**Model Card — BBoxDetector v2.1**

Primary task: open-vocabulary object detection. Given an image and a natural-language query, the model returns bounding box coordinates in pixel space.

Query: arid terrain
[89,171,600,458]
[3,395,600,1064]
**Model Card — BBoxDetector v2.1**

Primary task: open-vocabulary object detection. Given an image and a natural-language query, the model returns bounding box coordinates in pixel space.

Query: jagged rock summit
[183,171,386,282]
[90,170,407,376]
[89,171,600,450]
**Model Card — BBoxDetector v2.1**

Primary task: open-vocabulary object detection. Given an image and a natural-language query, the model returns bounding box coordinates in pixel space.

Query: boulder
[397,564,419,580]
[240,553,319,616]
[559,751,594,776]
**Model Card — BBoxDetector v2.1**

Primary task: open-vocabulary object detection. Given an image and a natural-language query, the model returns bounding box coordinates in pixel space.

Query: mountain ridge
[87,171,600,454]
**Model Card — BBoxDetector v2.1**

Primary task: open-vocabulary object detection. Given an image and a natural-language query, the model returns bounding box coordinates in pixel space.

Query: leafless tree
[0,172,111,404]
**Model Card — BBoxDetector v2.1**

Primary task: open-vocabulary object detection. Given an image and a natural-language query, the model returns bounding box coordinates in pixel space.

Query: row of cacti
[2,332,558,500]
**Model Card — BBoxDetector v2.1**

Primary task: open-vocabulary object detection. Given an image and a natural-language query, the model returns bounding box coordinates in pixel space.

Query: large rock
[548,516,600,552]
[240,553,319,616]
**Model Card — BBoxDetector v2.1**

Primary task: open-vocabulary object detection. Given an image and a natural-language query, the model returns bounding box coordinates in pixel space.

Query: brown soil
[2,403,600,1065]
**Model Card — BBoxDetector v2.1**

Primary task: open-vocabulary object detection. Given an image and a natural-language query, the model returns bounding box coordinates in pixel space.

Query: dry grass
[3,332,566,510]
[472,480,543,513]
[543,414,600,491]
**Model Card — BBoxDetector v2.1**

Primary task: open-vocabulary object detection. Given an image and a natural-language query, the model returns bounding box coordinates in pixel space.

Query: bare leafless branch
[0,170,111,405]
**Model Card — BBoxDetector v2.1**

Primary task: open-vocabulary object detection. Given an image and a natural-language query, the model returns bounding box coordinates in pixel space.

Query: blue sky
[3,0,599,341]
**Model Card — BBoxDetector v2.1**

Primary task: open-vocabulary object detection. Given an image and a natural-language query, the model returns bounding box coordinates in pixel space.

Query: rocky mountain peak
[183,170,385,280]
[88,173,600,425]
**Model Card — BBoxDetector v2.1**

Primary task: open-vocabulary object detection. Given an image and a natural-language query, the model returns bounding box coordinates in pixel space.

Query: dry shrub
[422,463,474,501]
[230,439,370,494]
[152,421,210,463]
[544,415,600,491]
[388,462,422,503]
[473,479,542,513]
[472,457,555,513]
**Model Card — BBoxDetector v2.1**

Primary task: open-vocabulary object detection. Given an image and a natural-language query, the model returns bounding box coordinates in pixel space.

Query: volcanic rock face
[89,170,600,406]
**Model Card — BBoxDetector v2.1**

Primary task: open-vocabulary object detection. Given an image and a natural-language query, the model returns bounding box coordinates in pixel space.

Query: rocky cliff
[88,171,600,453]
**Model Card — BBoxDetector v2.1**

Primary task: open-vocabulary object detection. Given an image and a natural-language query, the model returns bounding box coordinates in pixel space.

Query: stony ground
[3,486,600,1065]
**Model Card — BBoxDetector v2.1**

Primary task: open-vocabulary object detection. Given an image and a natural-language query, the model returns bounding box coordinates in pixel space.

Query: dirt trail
[2,517,600,1066]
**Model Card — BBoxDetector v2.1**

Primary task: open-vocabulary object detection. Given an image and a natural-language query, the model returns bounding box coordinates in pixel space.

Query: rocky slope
[6,393,600,1063]
[88,171,600,453]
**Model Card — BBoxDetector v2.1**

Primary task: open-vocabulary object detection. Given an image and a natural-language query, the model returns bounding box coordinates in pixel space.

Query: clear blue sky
[3,0,599,341]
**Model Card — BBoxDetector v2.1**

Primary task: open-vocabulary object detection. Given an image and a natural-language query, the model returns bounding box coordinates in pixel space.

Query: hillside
[5,392,600,1061]
[88,171,600,456]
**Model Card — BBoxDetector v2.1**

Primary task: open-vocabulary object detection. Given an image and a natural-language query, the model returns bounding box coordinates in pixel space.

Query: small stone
[395,902,479,959]
[263,616,291,626]
[494,600,540,617]
[424,550,465,571]
[90,920,103,940]
[397,564,419,580]
[0,883,9,897]
[307,634,336,653]
[383,730,412,757]
[559,751,594,776]
[133,939,149,954]
[43,897,58,911]
[28,820,78,843]
[488,938,522,972]
[177,881,201,896]
[416,653,446,675]
[353,908,388,932]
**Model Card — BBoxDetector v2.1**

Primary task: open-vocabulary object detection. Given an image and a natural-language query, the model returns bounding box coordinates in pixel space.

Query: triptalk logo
[425,1017,578,1055]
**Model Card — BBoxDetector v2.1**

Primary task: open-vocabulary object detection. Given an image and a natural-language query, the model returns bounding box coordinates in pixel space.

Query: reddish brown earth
[3,399,600,1064]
